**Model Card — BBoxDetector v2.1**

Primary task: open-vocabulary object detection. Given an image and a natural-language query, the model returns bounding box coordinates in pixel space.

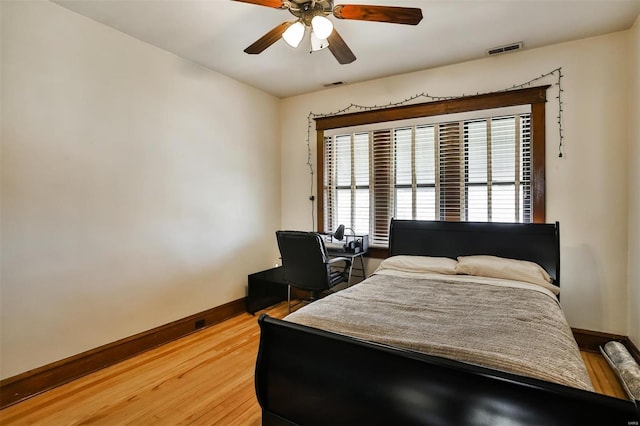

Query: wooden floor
[0,302,628,425]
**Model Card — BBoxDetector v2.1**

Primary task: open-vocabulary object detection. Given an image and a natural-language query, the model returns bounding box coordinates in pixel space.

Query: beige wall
[281,31,633,335]
[628,15,640,348]
[0,1,281,379]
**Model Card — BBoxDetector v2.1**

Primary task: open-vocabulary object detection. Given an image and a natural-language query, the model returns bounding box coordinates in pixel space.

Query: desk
[327,248,367,286]
[324,233,369,286]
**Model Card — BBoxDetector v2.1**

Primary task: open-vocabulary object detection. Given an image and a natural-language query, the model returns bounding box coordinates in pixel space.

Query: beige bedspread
[285,271,593,391]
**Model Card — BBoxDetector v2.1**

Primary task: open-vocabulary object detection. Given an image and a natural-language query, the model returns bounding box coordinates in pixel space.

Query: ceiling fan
[233,0,423,64]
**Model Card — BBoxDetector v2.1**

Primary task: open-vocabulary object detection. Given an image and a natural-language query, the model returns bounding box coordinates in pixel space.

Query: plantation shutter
[463,115,532,222]
[394,128,412,220]
[439,122,463,221]
[395,126,437,221]
[521,114,532,223]
[323,135,336,232]
[415,125,436,220]
[323,133,374,238]
[353,133,370,235]
[371,130,393,246]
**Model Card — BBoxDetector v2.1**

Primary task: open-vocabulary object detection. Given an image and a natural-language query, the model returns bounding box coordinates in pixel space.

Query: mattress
[285,268,593,391]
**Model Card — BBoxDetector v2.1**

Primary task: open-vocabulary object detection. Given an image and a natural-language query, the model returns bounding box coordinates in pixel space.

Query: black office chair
[276,230,352,313]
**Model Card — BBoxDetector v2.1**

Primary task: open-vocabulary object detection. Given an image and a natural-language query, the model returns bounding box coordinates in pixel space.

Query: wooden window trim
[316,86,549,131]
[316,85,549,255]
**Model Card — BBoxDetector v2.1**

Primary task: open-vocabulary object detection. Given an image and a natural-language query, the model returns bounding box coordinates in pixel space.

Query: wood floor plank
[581,351,628,399]
[0,302,628,425]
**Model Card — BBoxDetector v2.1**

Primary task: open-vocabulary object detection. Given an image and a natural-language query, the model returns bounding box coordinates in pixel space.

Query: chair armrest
[329,257,352,268]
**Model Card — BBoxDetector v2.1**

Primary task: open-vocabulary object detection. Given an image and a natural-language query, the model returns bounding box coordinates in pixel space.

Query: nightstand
[246,266,288,314]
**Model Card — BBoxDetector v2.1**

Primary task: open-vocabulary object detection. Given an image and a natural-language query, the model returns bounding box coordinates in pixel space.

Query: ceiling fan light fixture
[311,15,334,39]
[310,30,330,51]
[239,0,423,64]
[282,21,305,48]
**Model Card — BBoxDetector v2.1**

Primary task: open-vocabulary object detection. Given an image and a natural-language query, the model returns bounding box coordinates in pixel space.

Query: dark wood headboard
[388,219,560,287]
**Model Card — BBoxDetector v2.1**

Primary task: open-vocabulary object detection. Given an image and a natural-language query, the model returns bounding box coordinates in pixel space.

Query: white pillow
[377,255,458,275]
[455,255,558,295]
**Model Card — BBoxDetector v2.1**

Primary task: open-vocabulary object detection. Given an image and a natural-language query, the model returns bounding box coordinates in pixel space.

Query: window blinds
[323,111,532,247]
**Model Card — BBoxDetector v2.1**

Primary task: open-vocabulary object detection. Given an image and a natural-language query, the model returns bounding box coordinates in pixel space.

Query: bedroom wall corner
[0,0,281,380]
[627,13,640,349]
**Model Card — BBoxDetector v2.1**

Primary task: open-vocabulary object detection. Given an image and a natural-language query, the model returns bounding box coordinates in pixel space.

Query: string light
[305,68,565,228]
[306,112,315,229]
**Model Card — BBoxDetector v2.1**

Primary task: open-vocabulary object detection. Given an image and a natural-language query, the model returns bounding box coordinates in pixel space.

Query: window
[316,86,548,251]
[324,133,370,235]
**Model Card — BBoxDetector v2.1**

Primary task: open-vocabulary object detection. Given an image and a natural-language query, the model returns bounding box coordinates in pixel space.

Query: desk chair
[275,230,352,313]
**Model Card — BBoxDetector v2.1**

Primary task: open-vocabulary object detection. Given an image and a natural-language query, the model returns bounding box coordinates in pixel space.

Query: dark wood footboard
[255,315,639,426]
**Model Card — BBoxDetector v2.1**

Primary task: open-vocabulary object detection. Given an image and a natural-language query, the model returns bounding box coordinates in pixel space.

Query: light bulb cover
[310,30,329,51]
[311,15,333,40]
[282,21,305,48]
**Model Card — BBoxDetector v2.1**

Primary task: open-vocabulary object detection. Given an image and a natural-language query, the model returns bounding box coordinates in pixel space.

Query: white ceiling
[54,0,640,99]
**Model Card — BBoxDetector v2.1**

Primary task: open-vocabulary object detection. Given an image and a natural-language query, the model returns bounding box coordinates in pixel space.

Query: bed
[254,219,639,425]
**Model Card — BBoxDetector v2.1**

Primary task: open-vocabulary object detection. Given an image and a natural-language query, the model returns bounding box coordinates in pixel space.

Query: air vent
[486,42,523,56]
[323,81,345,87]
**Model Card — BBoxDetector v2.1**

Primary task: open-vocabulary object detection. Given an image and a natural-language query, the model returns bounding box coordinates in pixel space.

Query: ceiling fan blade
[327,29,356,64]
[244,22,292,54]
[333,4,423,25]
[232,0,285,9]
